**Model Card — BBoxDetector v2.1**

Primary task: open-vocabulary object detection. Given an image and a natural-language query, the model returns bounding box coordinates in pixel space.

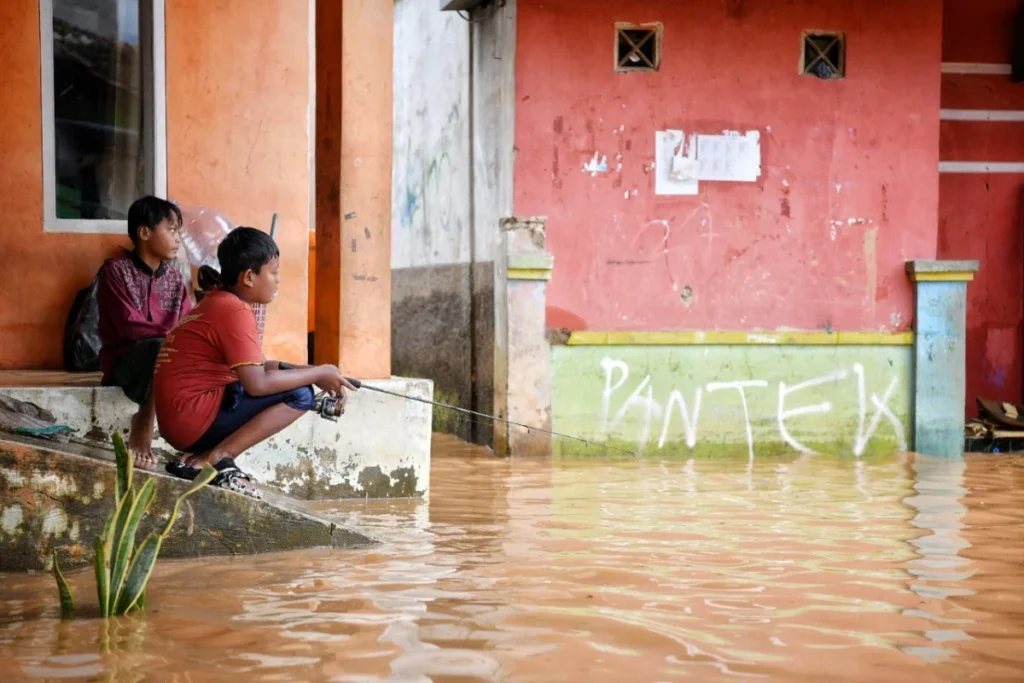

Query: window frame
[38,0,167,234]
[614,22,663,74]
[800,29,846,80]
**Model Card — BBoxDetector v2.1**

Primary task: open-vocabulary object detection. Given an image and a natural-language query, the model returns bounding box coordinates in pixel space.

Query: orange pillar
[314,0,393,379]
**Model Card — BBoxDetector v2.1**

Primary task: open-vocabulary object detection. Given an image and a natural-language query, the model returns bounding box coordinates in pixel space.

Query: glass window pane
[52,0,146,220]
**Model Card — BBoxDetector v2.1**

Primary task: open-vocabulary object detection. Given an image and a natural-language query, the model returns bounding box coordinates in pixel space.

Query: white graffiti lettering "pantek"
[600,357,907,459]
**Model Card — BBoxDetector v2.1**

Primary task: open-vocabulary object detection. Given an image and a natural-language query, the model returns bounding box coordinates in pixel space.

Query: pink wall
[938,0,1024,415]
[513,0,942,334]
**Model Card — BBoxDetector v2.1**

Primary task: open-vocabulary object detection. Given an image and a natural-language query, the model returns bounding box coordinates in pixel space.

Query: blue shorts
[185,382,316,453]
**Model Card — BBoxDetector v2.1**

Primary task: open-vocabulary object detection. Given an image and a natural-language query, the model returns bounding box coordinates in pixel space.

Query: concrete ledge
[0,436,376,572]
[564,330,914,346]
[905,259,981,274]
[507,252,554,271]
[906,260,981,282]
[1,376,433,500]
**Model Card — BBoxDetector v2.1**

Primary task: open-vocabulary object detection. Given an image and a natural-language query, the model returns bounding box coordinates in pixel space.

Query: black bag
[63,273,102,372]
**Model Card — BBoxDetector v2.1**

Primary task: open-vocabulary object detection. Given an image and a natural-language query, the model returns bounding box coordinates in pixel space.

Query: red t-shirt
[153,291,264,450]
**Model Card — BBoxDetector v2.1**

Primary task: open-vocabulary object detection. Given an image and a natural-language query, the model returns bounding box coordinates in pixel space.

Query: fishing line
[280,365,634,456]
[344,377,636,457]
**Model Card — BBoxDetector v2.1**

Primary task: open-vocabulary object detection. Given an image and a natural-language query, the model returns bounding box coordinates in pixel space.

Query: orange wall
[0,0,311,369]
[166,0,310,364]
[0,2,124,369]
[313,0,393,378]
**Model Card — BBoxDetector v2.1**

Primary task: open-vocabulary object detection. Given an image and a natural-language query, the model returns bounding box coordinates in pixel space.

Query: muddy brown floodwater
[1,436,1023,682]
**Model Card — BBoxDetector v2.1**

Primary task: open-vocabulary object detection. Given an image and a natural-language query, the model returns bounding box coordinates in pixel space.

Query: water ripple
[1,440,1022,681]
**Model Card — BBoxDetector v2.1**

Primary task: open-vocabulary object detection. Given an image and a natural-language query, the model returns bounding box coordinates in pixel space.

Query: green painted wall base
[551,345,912,457]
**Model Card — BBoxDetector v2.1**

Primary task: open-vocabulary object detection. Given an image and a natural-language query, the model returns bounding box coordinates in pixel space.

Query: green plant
[53,431,216,618]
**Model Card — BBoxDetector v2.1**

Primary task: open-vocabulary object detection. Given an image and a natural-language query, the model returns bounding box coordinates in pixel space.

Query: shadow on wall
[391,263,495,445]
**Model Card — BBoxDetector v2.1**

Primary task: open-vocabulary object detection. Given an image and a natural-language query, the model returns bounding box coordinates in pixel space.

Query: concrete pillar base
[906,259,980,458]
[494,217,554,457]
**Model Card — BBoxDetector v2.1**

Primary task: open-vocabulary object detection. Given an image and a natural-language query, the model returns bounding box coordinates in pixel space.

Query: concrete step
[0,436,377,573]
[1,376,434,499]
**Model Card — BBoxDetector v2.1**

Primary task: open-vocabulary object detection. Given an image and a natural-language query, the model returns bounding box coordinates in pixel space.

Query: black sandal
[210,458,262,499]
[165,459,202,481]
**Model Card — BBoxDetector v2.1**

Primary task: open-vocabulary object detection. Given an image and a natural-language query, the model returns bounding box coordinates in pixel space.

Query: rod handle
[344,376,362,389]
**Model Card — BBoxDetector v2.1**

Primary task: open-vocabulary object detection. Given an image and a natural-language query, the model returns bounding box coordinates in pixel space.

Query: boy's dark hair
[198,227,279,290]
[126,196,182,245]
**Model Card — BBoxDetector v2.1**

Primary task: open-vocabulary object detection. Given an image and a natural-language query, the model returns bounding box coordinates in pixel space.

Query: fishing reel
[313,391,345,421]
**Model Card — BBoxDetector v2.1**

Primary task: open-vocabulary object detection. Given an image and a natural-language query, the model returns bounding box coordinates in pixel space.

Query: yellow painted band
[911,272,975,282]
[508,268,552,281]
[566,330,914,346]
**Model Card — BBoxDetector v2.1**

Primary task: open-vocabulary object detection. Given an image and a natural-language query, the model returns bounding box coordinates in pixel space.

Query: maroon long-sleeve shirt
[97,251,192,382]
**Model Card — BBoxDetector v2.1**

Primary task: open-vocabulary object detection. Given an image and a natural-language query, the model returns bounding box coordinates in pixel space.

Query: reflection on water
[1,437,1022,682]
[902,457,972,663]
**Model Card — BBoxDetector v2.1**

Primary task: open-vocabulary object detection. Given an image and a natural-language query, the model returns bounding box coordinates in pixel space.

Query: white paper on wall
[654,128,762,195]
[696,130,761,182]
[655,129,698,196]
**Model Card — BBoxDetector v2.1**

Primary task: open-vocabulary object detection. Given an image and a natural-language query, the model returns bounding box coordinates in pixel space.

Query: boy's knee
[287,385,316,412]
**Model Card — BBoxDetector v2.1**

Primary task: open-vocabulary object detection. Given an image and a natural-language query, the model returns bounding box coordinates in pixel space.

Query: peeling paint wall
[391,0,474,438]
[937,0,1024,416]
[390,0,516,444]
[514,0,942,334]
[392,2,470,269]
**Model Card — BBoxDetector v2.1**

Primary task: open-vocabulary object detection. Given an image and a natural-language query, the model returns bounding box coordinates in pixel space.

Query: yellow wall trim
[508,268,552,281]
[566,330,915,346]
[910,272,975,282]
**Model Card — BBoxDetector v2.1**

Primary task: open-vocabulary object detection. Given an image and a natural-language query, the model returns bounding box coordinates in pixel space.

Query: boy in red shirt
[155,227,355,498]
[98,196,191,466]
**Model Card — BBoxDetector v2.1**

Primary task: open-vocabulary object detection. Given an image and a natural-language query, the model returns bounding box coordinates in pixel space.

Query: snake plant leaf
[52,550,75,618]
[104,487,137,615]
[115,464,215,614]
[112,431,133,503]
[94,536,110,618]
[160,463,217,538]
[100,487,130,571]
[110,478,156,614]
[114,533,162,615]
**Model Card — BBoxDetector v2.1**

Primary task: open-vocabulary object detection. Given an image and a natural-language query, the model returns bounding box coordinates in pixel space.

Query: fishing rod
[279,362,635,456]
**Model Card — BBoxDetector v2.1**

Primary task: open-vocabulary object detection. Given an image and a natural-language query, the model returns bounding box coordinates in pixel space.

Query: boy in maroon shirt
[98,196,192,466]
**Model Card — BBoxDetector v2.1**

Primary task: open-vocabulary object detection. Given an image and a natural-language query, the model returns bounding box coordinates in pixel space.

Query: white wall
[391,1,471,269]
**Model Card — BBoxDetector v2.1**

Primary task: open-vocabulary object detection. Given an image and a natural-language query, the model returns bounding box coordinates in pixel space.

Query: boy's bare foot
[129,411,158,467]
